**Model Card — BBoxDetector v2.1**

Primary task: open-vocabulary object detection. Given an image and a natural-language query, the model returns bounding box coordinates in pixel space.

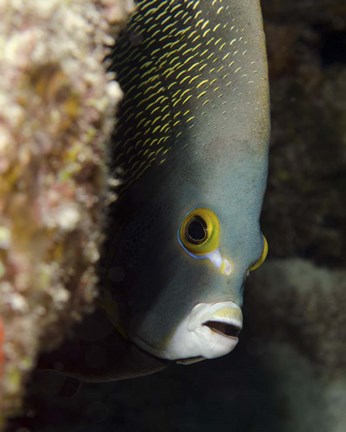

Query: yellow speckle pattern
[110,0,260,193]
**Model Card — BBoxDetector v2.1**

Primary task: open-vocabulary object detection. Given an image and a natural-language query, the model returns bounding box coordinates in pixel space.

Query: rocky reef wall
[0,0,134,428]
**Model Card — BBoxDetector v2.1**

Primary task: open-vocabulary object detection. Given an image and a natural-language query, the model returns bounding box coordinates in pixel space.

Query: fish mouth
[203,320,241,339]
[133,301,243,362]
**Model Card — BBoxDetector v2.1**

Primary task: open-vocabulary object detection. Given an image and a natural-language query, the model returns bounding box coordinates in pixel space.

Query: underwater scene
[1,0,345,431]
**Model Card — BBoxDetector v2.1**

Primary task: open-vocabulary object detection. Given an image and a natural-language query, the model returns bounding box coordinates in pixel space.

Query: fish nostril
[203,320,241,338]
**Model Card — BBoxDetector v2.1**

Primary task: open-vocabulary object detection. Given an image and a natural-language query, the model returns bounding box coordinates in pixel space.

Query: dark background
[9,0,346,431]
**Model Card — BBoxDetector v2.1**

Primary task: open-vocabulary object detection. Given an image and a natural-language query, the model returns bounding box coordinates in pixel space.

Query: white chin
[133,301,243,361]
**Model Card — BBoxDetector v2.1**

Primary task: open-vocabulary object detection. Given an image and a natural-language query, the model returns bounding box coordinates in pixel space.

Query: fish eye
[249,236,268,271]
[185,216,208,244]
[179,208,220,256]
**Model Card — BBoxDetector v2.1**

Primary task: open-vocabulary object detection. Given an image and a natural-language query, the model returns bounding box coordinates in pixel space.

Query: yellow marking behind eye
[249,236,268,271]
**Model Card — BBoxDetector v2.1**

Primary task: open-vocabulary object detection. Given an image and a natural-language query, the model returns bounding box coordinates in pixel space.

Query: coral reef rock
[246,259,346,432]
[0,0,134,428]
[262,0,346,267]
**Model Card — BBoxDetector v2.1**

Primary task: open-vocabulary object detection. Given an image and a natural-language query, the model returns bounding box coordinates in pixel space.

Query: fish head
[102,117,269,363]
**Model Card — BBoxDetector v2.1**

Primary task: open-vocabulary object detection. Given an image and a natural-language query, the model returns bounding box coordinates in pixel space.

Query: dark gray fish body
[102,0,270,365]
[39,0,270,380]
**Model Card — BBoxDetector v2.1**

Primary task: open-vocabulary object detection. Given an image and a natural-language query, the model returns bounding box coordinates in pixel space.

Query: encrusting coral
[0,0,134,428]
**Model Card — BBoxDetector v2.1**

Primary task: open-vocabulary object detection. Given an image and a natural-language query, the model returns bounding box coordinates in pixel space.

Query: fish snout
[159,302,243,362]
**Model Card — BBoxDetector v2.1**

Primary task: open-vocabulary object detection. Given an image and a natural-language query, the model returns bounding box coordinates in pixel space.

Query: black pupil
[186,216,207,244]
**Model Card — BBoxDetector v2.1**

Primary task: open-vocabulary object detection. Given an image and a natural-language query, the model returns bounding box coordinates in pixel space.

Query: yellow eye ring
[249,235,268,271]
[179,208,220,255]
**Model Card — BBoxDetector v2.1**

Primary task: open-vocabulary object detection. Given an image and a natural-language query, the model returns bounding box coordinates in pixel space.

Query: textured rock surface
[262,0,346,266]
[245,259,346,432]
[0,0,134,427]
[246,2,346,429]
[247,259,346,370]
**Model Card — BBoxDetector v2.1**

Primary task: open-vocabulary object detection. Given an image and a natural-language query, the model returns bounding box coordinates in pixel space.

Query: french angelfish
[39,0,270,380]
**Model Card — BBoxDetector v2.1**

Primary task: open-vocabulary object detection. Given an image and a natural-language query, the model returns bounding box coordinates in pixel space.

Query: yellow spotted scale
[109,0,267,195]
